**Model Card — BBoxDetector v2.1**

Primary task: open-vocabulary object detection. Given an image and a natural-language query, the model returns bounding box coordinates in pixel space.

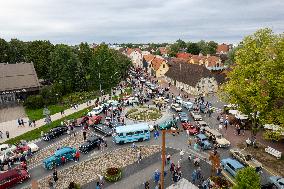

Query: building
[126,48,143,68]
[142,54,155,74]
[149,56,169,78]
[216,43,232,54]
[188,54,205,65]
[204,56,225,71]
[158,47,169,57]
[165,60,226,95]
[176,52,192,60]
[0,63,40,106]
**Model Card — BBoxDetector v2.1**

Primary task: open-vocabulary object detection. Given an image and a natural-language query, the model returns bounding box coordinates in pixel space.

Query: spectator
[5,131,9,139]
[75,151,80,162]
[179,150,184,160]
[83,131,87,140]
[53,169,58,185]
[0,131,2,138]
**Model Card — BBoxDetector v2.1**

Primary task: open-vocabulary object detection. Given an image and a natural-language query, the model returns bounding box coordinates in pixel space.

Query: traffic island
[104,167,122,182]
[126,107,162,121]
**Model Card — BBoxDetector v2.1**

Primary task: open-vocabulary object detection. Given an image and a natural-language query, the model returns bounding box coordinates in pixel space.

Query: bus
[113,123,150,144]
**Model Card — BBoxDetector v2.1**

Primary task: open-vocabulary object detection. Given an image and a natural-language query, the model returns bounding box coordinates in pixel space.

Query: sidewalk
[0,95,109,143]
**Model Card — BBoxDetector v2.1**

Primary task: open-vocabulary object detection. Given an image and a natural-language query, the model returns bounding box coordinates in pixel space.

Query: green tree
[26,40,54,79]
[0,38,9,62]
[224,46,241,66]
[176,39,186,49]
[222,28,284,134]
[207,41,218,54]
[233,167,261,189]
[186,42,201,55]
[8,38,28,63]
[197,40,217,55]
[169,43,180,57]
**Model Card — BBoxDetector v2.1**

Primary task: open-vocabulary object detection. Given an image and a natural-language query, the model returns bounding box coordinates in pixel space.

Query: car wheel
[138,138,143,142]
[119,141,124,145]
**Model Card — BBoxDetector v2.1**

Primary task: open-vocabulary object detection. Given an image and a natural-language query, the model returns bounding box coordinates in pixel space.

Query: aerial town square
[0,0,283,189]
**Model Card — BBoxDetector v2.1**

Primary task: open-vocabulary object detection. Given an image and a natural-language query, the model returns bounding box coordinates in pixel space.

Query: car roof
[196,134,207,139]
[222,158,244,169]
[55,147,75,155]
[0,169,21,181]
[115,123,149,133]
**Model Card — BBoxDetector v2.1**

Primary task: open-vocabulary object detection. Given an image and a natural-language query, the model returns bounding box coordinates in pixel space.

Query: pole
[161,130,166,189]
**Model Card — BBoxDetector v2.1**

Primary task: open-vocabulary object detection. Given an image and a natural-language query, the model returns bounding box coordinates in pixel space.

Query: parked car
[171,103,182,112]
[204,127,230,148]
[195,134,212,150]
[191,111,202,121]
[0,149,16,162]
[79,135,104,153]
[183,101,193,111]
[93,124,113,136]
[269,176,284,189]
[42,126,68,141]
[43,147,77,169]
[0,169,30,188]
[178,112,189,122]
[0,144,17,153]
[221,158,245,177]
[175,96,183,104]
[181,123,199,135]
[230,148,262,171]
[153,97,169,105]
[159,119,177,130]
[16,140,39,154]
[87,105,104,116]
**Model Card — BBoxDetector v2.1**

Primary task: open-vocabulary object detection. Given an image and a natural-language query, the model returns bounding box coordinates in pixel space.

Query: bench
[265,146,282,159]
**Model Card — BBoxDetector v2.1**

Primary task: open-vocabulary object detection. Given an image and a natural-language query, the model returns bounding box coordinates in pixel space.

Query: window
[144,130,149,133]
[227,163,236,172]
[135,131,143,135]
[118,133,124,137]
[163,64,165,68]
[126,132,134,136]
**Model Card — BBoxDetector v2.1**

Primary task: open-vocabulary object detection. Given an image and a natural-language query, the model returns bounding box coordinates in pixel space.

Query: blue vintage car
[43,147,77,169]
[196,134,212,150]
[221,158,245,177]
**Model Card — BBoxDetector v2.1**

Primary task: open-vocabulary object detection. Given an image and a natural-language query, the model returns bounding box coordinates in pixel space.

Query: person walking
[17,118,21,127]
[191,169,197,184]
[0,131,2,138]
[21,118,25,126]
[96,181,101,189]
[83,130,87,141]
[188,138,192,147]
[75,151,80,162]
[6,131,9,139]
[170,162,175,174]
[144,181,150,189]
[48,177,54,189]
[153,169,160,184]
[53,169,58,186]
[61,156,66,165]
[137,149,142,163]
[154,130,159,140]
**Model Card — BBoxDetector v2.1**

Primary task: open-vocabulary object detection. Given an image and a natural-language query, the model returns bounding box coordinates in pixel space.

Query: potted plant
[104,167,122,182]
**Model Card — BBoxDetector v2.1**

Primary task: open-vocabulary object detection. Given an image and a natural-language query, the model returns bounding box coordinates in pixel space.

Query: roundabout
[125,107,162,122]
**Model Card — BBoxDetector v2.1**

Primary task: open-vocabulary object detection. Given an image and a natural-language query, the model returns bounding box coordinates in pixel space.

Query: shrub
[24,95,44,109]
[104,167,122,182]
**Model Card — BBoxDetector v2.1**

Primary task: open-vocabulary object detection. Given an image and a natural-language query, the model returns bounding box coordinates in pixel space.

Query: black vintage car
[42,126,68,141]
[93,124,113,136]
[79,135,103,153]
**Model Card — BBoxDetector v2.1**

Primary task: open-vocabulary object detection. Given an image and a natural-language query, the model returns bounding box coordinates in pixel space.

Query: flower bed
[126,107,162,121]
[104,167,122,182]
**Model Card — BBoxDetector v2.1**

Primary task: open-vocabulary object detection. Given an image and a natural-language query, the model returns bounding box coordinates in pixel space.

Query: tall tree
[26,40,54,79]
[0,38,9,62]
[186,42,201,55]
[224,46,241,66]
[233,167,261,189]
[8,38,28,63]
[222,28,284,134]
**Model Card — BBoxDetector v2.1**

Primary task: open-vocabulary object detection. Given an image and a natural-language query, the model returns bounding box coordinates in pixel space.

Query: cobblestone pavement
[23,146,161,189]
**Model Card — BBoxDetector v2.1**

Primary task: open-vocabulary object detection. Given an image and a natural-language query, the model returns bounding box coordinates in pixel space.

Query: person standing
[21,118,25,126]
[179,150,184,160]
[191,169,197,184]
[6,131,9,139]
[0,131,2,139]
[75,151,80,162]
[53,169,58,186]
[144,181,150,189]
[83,130,87,141]
[17,118,21,127]
[96,181,101,189]
[137,149,142,163]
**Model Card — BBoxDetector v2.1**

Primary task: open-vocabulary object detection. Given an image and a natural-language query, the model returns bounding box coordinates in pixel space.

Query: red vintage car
[181,122,199,135]
[75,115,102,127]
[0,169,30,188]
[88,115,102,126]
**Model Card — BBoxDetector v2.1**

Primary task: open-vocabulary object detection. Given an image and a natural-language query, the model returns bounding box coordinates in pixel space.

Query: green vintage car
[159,119,177,130]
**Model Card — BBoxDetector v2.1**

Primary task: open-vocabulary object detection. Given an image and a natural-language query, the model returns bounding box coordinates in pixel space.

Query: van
[221,158,244,177]
[0,169,30,188]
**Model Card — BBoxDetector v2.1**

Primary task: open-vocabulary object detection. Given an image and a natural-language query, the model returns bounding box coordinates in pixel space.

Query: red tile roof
[158,47,168,55]
[206,56,221,67]
[143,54,155,62]
[151,57,165,71]
[217,43,229,54]
[176,52,192,60]
[190,55,205,63]
[126,48,134,55]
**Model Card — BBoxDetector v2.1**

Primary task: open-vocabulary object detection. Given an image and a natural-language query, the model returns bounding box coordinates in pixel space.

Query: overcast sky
[0,0,283,44]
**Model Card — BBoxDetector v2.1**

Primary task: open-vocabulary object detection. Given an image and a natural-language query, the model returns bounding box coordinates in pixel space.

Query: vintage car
[16,140,39,154]
[182,101,193,111]
[159,119,177,130]
[0,144,17,153]
[269,176,284,189]
[93,124,113,136]
[153,97,169,105]
[221,158,245,177]
[204,127,230,148]
[43,147,77,169]
[0,169,30,188]
[87,105,104,116]
[42,126,68,141]
[174,96,183,104]
[79,135,104,153]
[171,103,182,112]
[190,111,203,121]
[196,121,208,127]
[196,134,212,150]
[178,112,189,122]
[0,149,16,162]
[230,148,262,171]
[181,122,199,135]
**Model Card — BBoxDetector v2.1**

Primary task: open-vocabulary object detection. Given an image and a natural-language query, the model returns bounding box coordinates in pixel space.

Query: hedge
[3,107,92,145]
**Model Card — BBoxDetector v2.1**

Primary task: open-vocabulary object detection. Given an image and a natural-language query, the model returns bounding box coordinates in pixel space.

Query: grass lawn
[25,104,66,121]
[4,107,91,145]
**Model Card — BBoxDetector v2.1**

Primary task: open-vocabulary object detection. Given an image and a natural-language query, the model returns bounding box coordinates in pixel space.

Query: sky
[0,0,283,45]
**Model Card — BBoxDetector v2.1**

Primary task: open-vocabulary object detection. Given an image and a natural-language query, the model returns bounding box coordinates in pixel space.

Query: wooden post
[161,130,166,189]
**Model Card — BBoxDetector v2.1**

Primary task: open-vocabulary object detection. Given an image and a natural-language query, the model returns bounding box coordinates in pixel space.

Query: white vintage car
[87,105,104,116]
[171,103,182,112]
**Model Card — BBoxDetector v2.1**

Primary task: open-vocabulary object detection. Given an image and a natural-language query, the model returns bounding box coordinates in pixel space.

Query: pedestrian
[17,118,21,127]
[96,181,101,189]
[48,177,54,189]
[6,131,9,139]
[132,142,136,149]
[170,162,175,174]
[154,169,160,183]
[179,150,184,160]
[0,131,2,138]
[137,149,142,163]
[33,120,36,127]
[166,154,171,165]
[191,169,197,184]
[97,174,104,187]
[154,130,159,140]
[53,169,58,184]
[188,138,192,147]
[196,166,201,180]
[21,118,25,126]
[75,151,80,162]
[173,171,179,185]
[61,156,66,165]
[83,130,87,141]
[100,141,105,152]
[144,181,150,189]
[28,119,32,127]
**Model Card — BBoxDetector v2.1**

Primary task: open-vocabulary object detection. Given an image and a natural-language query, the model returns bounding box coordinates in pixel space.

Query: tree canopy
[233,167,261,189]
[221,28,284,133]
